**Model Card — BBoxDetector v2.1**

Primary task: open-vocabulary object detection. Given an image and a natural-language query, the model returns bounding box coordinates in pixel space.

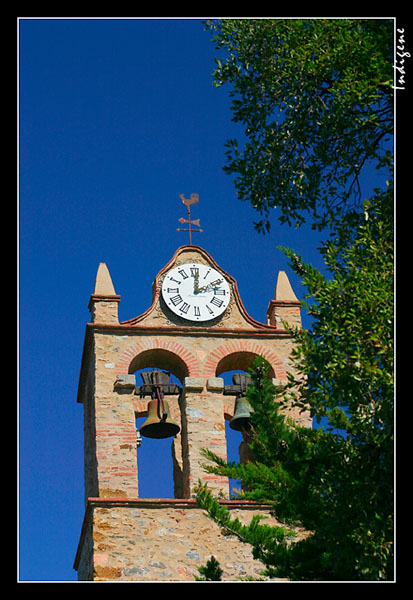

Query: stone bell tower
[74,245,311,581]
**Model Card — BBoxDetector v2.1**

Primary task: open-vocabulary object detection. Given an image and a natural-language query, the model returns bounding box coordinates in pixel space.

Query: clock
[161,263,231,322]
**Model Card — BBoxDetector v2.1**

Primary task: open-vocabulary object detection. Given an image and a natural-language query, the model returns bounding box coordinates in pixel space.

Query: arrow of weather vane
[177,193,203,245]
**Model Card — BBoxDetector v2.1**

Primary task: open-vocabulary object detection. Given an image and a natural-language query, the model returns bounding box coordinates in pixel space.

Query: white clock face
[161,263,231,322]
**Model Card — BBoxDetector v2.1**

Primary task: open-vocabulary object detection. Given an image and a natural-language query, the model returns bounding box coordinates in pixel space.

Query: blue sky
[18,17,390,582]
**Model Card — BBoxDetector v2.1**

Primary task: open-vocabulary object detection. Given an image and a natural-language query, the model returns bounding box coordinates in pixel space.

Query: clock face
[161,263,231,322]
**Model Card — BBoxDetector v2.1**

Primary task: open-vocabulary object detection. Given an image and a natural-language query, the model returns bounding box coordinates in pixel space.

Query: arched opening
[215,351,270,498]
[129,348,189,384]
[131,349,188,499]
[216,351,276,379]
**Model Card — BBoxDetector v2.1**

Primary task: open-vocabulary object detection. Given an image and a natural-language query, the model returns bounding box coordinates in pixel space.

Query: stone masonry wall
[74,498,303,581]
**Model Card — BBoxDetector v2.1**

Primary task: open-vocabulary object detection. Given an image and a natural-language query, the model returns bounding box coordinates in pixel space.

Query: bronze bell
[229,396,253,432]
[229,373,252,432]
[138,370,181,439]
[140,397,181,439]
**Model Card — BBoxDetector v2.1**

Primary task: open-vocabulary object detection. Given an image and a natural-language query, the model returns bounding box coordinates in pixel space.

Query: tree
[195,187,394,580]
[205,18,393,232]
[194,555,223,581]
[195,17,394,581]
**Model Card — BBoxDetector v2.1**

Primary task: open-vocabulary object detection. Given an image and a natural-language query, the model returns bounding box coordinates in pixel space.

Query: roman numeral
[179,302,190,314]
[194,306,201,317]
[170,294,183,306]
[178,269,189,279]
[214,289,226,295]
[169,277,181,284]
[167,288,179,294]
[210,297,224,308]
[205,305,214,315]
[190,267,199,277]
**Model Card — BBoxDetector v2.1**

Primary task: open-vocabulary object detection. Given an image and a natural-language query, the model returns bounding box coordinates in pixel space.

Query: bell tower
[74,244,311,581]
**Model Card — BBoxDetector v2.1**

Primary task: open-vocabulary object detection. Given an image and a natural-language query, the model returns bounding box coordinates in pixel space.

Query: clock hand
[196,279,223,293]
[193,271,200,293]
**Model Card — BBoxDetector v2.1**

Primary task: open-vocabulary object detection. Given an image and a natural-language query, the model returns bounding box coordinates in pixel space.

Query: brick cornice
[86,322,290,336]
[87,496,272,509]
[89,293,121,302]
[267,298,302,308]
[88,294,121,310]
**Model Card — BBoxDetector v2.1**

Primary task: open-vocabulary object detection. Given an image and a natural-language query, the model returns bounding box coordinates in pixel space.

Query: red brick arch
[115,337,202,380]
[203,340,287,380]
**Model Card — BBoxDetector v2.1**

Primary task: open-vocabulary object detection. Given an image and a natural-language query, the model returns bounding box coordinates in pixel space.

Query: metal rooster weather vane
[177,193,203,245]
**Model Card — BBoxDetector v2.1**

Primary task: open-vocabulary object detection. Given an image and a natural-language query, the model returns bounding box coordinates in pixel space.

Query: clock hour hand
[196,278,223,293]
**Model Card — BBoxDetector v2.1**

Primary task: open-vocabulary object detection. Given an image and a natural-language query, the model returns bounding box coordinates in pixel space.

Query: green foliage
[195,478,296,581]
[279,187,394,580]
[196,201,394,582]
[281,184,394,441]
[195,555,223,581]
[197,17,394,581]
[205,18,393,232]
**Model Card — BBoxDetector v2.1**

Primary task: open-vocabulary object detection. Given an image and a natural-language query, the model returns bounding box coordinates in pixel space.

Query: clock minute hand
[193,271,200,293]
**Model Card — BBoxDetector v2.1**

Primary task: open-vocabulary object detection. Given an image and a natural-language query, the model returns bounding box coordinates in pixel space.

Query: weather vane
[177,193,203,245]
